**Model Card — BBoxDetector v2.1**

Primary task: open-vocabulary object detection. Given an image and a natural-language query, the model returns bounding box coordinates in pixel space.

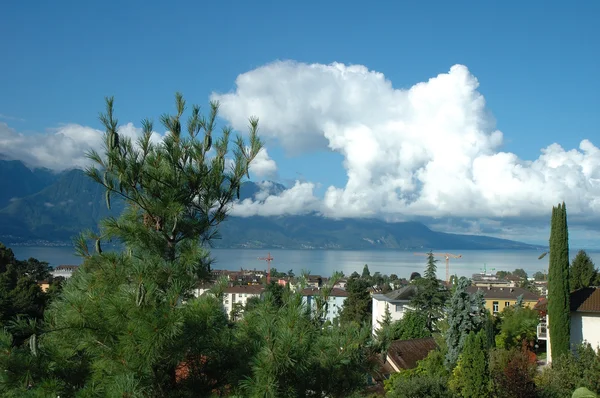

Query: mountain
[0,159,543,250]
[0,159,58,208]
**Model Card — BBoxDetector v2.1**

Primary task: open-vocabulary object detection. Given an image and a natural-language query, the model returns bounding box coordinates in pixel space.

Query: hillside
[0,159,542,250]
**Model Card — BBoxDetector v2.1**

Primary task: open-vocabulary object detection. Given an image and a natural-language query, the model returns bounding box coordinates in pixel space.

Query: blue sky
[1,1,599,246]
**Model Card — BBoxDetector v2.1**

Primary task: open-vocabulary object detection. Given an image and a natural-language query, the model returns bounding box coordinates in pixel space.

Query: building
[371,285,417,335]
[547,287,600,364]
[569,287,600,351]
[466,286,540,315]
[222,285,264,319]
[51,265,79,279]
[301,287,348,323]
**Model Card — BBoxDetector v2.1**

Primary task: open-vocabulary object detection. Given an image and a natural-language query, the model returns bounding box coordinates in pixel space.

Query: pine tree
[411,251,449,333]
[548,202,571,360]
[570,250,597,291]
[0,94,263,397]
[445,277,487,368]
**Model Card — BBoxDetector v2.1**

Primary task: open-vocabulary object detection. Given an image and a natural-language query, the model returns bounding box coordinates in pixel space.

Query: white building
[371,285,417,335]
[51,265,79,279]
[223,285,264,319]
[301,287,348,323]
[547,287,600,364]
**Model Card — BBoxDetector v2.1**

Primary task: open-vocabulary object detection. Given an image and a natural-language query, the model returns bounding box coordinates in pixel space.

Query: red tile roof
[570,287,600,313]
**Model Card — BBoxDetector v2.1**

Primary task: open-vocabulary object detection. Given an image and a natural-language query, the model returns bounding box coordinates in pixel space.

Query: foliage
[548,202,571,360]
[340,273,372,325]
[536,343,600,397]
[390,311,430,340]
[570,250,597,292]
[0,94,264,397]
[490,347,538,398]
[235,290,374,398]
[0,242,52,324]
[533,271,547,281]
[385,371,455,398]
[449,330,491,398]
[513,268,528,279]
[445,277,487,368]
[495,304,539,350]
[362,264,371,279]
[410,252,449,332]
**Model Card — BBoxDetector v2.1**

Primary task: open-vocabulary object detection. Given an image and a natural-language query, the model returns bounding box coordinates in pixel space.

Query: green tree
[445,277,488,369]
[410,252,449,333]
[0,94,263,397]
[362,264,371,279]
[570,250,597,292]
[496,270,510,279]
[390,310,430,340]
[513,268,528,279]
[449,330,491,398]
[340,273,372,325]
[533,271,547,281]
[494,304,539,350]
[548,202,570,360]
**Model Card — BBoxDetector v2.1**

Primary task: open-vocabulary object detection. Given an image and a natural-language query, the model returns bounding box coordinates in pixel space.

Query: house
[369,337,438,387]
[37,280,50,292]
[301,287,348,322]
[51,265,79,279]
[547,287,600,364]
[569,287,600,351]
[222,285,264,319]
[466,286,540,315]
[371,285,417,335]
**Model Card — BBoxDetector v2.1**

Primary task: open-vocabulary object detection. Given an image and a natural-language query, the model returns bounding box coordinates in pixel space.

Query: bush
[490,348,538,398]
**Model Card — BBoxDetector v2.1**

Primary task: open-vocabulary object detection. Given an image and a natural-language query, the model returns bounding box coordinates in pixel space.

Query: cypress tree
[548,202,570,360]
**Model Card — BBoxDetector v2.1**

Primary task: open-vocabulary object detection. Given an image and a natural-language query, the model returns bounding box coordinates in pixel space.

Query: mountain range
[0,159,543,250]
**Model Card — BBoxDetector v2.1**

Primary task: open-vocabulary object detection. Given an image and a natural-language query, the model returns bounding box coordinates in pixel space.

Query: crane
[413,252,462,284]
[258,252,274,284]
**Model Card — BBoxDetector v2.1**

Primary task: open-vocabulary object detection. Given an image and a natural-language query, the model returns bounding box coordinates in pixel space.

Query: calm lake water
[10,246,600,280]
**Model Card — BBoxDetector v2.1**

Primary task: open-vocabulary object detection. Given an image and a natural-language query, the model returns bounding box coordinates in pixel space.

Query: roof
[376,285,418,302]
[570,287,600,313]
[534,297,548,312]
[53,265,79,271]
[301,287,349,297]
[223,285,264,295]
[387,337,438,370]
[466,286,539,301]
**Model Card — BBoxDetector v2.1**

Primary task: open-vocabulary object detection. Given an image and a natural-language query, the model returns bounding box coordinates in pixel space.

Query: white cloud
[231,181,320,217]
[212,61,600,221]
[0,122,165,171]
[249,148,278,178]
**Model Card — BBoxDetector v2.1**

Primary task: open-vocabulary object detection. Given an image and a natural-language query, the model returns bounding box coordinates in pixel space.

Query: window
[493,301,499,313]
[395,304,403,312]
[505,301,510,307]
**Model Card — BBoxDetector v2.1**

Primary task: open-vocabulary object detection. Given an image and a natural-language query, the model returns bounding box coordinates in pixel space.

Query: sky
[1,1,599,247]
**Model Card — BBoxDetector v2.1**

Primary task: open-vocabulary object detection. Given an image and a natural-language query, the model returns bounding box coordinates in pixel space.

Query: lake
[9,246,600,280]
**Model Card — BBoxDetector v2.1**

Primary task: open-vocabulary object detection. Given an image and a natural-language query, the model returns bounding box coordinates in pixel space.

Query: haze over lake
[10,246,600,279]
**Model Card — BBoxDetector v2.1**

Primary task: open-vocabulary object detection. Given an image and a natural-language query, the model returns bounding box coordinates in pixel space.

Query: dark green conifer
[548,202,570,360]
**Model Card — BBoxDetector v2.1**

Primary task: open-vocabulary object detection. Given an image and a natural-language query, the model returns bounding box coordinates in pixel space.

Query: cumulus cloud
[230,181,320,217]
[212,61,600,221]
[0,122,164,171]
[249,148,278,178]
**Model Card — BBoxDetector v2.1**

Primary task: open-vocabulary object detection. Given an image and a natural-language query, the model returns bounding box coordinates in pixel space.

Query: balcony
[537,322,547,340]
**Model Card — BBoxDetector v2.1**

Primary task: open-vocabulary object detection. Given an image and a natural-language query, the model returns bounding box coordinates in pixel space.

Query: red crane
[258,252,274,284]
